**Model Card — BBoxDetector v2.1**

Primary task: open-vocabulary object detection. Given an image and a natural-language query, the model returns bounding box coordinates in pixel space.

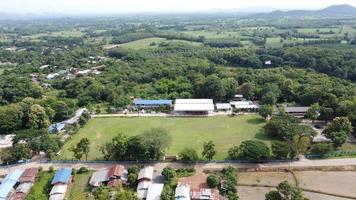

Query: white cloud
[1,0,356,14]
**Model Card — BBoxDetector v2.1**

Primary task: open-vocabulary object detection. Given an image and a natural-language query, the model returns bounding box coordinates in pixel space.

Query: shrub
[77,166,89,174]
[310,143,333,155]
[48,166,54,172]
[176,168,196,177]
[162,166,177,181]
[207,175,219,188]
[178,148,199,161]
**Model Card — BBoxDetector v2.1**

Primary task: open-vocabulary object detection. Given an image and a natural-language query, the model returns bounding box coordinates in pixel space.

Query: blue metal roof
[0,179,17,199]
[51,168,72,185]
[48,123,66,133]
[133,99,172,106]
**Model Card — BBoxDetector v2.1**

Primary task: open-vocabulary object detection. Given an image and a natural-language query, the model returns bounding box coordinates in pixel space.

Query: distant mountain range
[0,4,356,20]
[249,4,356,19]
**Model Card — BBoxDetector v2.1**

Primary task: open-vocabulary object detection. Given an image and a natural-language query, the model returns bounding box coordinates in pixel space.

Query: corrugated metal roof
[285,107,310,113]
[174,103,215,111]
[19,168,38,183]
[49,194,65,200]
[175,99,213,104]
[107,165,124,178]
[4,170,24,182]
[89,169,109,187]
[137,180,151,199]
[0,179,16,199]
[138,166,154,181]
[175,183,191,199]
[215,103,232,110]
[51,168,72,185]
[146,184,164,200]
[50,184,67,195]
[133,99,172,106]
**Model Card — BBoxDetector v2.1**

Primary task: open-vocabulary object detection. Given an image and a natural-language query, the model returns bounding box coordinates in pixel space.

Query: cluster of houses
[88,165,219,200]
[132,95,260,116]
[0,168,39,200]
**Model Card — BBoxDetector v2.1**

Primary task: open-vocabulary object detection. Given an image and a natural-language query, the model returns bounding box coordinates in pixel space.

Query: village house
[175,183,191,200]
[49,168,72,200]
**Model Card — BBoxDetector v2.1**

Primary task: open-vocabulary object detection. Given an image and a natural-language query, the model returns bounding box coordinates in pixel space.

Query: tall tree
[202,141,216,161]
[28,104,50,129]
[323,117,353,147]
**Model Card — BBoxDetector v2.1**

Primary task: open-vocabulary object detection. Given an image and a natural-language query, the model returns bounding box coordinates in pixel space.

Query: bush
[207,175,219,188]
[162,167,177,181]
[238,140,271,161]
[77,166,89,174]
[176,168,196,177]
[310,143,333,155]
[178,148,199,161]
[48,166,54,172]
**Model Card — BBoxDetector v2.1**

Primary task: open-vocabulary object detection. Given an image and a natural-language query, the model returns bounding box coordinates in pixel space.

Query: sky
[1,0,356,14]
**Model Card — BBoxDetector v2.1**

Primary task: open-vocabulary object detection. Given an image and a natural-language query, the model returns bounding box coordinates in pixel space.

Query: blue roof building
[51,168,72,185]
[0,170,24,200]
[48,122,66,133]
[133,99,172,108]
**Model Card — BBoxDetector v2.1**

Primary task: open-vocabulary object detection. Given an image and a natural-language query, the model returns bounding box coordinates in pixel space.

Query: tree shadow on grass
[254,130,272,141]
[247,118,266,125]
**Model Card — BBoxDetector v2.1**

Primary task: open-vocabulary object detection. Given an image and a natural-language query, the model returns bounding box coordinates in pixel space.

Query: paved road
[2,157,356,175]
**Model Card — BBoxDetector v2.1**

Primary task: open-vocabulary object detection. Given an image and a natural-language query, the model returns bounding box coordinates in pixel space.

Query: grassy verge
[26,171,55,200]
[68,171,93,200]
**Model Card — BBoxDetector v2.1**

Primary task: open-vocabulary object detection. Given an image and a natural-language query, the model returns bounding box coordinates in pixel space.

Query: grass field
[120,37,202,49]
[26,171,55,200]
[68,172,93,200]
[59,115,270,160]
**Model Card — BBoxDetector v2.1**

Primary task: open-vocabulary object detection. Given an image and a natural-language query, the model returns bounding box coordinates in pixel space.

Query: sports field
[59,115,270,160]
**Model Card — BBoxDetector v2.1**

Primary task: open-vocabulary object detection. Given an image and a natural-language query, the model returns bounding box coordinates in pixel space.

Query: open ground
[59,115,270,160]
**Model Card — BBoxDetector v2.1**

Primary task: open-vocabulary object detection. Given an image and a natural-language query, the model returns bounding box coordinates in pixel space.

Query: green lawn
[120,37,202,49]
[68,172,93,200]
[60,115,271,160]
[26,171,55,200]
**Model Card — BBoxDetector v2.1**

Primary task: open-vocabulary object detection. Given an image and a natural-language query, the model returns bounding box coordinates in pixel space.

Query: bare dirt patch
[238,186,273,200]
[237,172,296,186]
[179,168,208,189]
[295,171,356,197]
